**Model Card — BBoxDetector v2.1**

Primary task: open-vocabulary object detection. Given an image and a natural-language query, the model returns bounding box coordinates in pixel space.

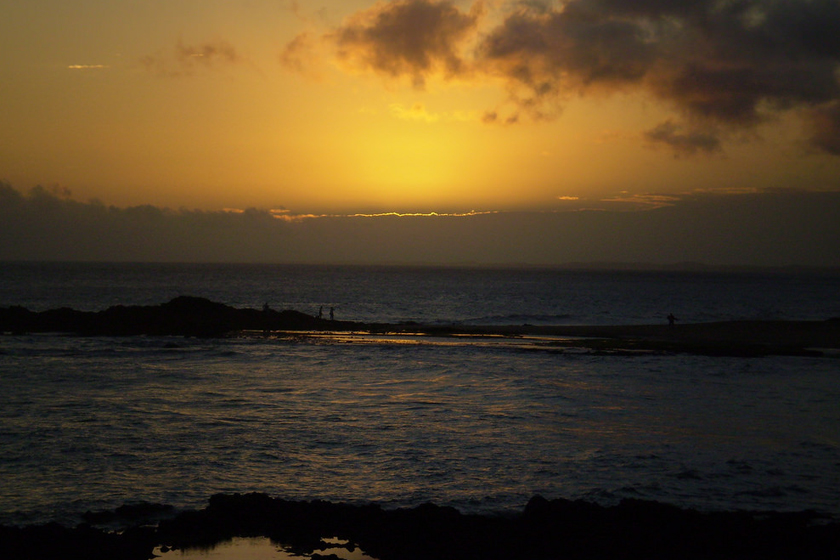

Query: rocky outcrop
[0,296,356,337]
[2,297,839,354]
[2,494,837,560]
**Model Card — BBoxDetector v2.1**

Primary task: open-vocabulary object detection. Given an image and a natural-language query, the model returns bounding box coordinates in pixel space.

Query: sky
[1,0,840,265]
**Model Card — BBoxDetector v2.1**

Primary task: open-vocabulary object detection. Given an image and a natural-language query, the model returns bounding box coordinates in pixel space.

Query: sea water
[0,263,839,527]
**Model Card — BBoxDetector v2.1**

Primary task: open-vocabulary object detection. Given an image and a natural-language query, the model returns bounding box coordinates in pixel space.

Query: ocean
[1,262,839,527]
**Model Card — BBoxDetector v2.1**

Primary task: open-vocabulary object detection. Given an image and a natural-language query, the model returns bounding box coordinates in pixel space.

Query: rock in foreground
[1,494,838,560]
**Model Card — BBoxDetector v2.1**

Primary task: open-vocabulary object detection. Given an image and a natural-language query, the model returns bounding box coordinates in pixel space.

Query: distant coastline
[3,259,840,273]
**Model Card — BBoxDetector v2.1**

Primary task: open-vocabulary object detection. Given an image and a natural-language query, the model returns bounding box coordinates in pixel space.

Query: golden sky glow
[2,0,840,225]
[0,0,840,272]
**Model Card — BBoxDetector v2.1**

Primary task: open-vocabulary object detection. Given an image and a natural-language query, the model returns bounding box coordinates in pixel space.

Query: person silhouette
[667,313,677,326]
[330,307,335,321]
[262,303,271,334]
[318,306,323,320]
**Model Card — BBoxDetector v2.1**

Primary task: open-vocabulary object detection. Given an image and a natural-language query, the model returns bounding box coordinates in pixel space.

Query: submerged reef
[1,494,838,560]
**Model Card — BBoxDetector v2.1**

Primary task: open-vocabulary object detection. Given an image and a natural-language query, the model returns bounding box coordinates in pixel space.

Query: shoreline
[2,296,839,356]
[2,494,838,560]
[377,320,840,356]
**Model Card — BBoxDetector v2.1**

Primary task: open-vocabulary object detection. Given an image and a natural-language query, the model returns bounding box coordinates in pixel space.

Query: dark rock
[0,297,364,337]
[2,495,838,560]
[2,299,838,354]
[0,522,155,560]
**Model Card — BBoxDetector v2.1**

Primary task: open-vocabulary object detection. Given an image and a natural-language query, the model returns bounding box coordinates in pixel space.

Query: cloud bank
[289,0,840,155]
[2,183,838,267]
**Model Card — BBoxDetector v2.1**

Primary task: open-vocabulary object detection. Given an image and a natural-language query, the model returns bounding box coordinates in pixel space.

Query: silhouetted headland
[2,493,838,560]
[0,296,361,337]
[2,296,839,356]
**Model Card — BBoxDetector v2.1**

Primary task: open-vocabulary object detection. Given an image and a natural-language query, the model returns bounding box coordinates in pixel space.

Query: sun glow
[348,125,471,208]
[1,0,838,219]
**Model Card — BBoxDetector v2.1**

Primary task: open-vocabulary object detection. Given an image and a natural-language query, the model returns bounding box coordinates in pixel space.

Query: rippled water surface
[1,264,839,526]
[3,262,840,324]
[1,333,838,525]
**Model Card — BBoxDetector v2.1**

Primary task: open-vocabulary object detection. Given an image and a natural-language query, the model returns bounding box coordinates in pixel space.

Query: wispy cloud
[389,102,476,123]
[216,207,497,222]
[67,64,109,70]
[552,192,683,212]
[141,39,242,77]
[267,209,323,222]
[279,31,323,78]
[644,120,723,158]
[347,210,497,218]
[176,41,240,64]
[390,102,441,122]
[600,193,683,210]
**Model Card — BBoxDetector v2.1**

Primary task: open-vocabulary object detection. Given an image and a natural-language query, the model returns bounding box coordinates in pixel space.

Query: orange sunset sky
[2,0,840,265]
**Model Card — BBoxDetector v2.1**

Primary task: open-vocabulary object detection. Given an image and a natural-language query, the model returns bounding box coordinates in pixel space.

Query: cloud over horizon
[2,182,838,267]
[286,0,840,156]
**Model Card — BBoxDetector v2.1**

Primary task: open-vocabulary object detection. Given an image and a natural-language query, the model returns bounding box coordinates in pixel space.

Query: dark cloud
[2,183,838,266]
[141,39,242,77]
[480,0,840,128]
[0,183,290,262]
[479,3,655,95]
[585,0,710,18]
[806,100,840,155]
[309,0,840,154]
[644,120,722,157]
[328,0,482,89]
